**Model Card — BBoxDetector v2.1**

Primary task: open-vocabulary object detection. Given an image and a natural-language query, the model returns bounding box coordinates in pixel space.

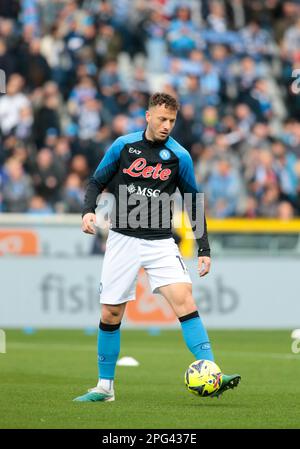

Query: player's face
[145,104,177,141]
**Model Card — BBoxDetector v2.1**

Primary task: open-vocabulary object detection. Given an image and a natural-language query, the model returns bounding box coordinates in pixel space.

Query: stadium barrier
[0,214,300,329]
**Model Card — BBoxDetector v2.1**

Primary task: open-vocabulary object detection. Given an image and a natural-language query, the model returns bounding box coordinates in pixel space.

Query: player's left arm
[177,151,211,277]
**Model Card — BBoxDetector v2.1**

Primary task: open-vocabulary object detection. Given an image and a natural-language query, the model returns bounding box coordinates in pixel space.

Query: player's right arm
[81,137,123,234]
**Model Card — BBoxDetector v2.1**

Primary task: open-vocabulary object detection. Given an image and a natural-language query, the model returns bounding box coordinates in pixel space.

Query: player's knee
[101,304,123,324]
[177,292,197,317]
[178,287,194,308]
[188,291,198,306]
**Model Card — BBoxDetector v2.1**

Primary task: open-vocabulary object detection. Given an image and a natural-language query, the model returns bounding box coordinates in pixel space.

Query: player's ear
[145,110,150,123]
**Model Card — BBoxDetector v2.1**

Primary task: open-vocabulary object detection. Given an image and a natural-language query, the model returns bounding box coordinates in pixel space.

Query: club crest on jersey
[159,149,171,160]
[123,158,171,181]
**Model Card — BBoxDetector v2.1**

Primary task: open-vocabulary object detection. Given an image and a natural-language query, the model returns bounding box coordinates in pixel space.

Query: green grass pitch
[0,329,300,429]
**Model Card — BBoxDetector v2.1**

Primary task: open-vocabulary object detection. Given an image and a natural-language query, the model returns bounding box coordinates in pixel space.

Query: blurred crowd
[1,0,300,219]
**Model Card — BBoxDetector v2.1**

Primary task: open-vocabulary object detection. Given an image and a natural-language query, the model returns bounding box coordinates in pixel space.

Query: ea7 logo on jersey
[128,147,142,155]
[127,183,160,197]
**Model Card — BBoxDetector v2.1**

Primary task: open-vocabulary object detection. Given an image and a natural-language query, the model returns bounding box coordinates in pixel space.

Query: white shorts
[99,230,192,305]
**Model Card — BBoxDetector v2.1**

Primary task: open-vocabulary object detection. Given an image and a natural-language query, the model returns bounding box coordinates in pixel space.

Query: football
[184,359,222,397]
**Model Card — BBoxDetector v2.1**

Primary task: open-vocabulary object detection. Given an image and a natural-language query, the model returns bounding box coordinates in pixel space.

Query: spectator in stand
[32,148,65,205]
[77,98,103,141]
[143,8,168,73]
[2,158,33,212]
[53,137,72,166]
[236,57,259,102]
[243,195,258,218]
[0,17,18,53]
[98,59,121,98]
[40,23,73,94]
[172,102,198,150]
[281,16,300,64]
[198,105,222,145]
[27,195,53,215]
[68,76,98,115]
[0,37,16,78]
[19,38,51,89]
[15,105,34,143]
[34,82,62,148]
[199,60,221,106]
[243,78,274,122]
[0,74,30,136]
[246,122,271,150]
[240,20,274,61]
[206,158,241,218]
[69,154,89,182]
[61,172,85,213]
[210,44,234,91]
[167,6,202,57]
[249,149,278,199]
[257,182,281,217]
[95,23,122,66]
[207,1,228,33]
[272,140,298,200]
[277,200,295,220]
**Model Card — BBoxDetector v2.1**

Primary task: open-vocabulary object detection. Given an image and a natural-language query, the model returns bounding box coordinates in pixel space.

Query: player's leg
[96,303,127,393]
[158,282,240,397]
[144,237,241,397]
[73,231,140,402]
[73,302,127,403]
[142,237,214,361]
[158,282,214,362]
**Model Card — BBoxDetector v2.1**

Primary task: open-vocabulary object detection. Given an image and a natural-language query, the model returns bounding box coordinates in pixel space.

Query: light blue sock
[180,312,214,361]
[97,322,121,380]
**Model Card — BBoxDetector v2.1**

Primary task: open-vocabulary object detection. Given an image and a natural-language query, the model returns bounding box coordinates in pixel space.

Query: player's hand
[198,256,211,277]
[82,213,97,235]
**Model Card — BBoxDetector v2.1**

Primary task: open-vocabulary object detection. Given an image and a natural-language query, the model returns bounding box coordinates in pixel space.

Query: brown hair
[148,92,180,111]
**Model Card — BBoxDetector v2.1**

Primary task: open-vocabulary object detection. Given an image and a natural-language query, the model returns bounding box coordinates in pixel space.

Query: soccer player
[74,93,240,402]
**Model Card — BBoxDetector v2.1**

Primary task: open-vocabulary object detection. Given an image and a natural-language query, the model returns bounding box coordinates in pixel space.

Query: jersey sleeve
[177,151,210,257]
[82,137,124,216]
